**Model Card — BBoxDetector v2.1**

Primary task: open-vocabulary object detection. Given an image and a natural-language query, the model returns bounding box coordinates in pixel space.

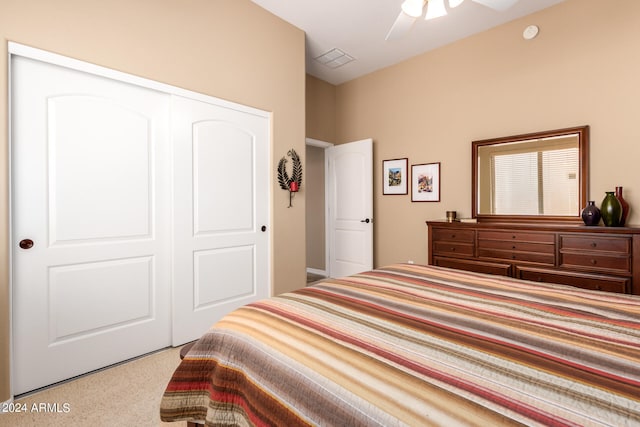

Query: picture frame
[411,162,440,202]
[382,158,408,195]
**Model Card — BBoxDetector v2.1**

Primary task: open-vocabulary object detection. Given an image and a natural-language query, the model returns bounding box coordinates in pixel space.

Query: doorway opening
[305,137,373,282]
[305,138,332,283]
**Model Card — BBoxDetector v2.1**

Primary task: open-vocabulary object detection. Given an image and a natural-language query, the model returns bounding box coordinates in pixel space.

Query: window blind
[492,147,578,215]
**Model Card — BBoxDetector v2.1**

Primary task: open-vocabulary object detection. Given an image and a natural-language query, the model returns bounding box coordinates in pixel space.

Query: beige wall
[0,0,305,400]
[306,75,336,142]
[333,0,640,268]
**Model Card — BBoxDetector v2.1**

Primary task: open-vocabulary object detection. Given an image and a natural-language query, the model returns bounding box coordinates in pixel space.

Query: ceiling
[251,0,566,85]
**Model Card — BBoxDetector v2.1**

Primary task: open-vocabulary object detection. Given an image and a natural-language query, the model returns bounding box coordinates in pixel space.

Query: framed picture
[411,162,440,202]
[382,158,408,195]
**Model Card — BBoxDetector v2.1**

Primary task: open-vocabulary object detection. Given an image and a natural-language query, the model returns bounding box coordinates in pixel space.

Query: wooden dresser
[426,220,640,295]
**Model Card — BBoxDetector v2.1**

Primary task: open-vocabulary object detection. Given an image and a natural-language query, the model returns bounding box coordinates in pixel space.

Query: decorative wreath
[277,149,302,191]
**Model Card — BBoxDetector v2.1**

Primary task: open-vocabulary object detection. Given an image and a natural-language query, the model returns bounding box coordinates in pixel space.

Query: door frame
[305,138,333,278]
[8,42,271,398]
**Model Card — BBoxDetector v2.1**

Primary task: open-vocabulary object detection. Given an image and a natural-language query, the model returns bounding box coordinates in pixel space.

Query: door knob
[19,239,34,249]
[360,218,371,223]
[261,225,267,232]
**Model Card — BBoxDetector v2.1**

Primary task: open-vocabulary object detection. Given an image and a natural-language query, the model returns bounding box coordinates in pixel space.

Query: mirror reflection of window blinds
[493,152,539,214]
[542,148,579,215]
[492,148,578,215]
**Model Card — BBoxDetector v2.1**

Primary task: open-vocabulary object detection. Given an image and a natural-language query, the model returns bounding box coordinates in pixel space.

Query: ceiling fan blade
[471,0,519,11]
[385,11,418,41]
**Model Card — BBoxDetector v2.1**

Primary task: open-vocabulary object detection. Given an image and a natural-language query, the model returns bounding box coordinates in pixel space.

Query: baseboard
[306,267,327,277]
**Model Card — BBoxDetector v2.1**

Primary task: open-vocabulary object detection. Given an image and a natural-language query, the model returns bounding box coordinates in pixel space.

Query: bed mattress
[161,264,640,426]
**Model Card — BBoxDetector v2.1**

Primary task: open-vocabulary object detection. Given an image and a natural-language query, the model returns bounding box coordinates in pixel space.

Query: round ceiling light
[523,25,539,40]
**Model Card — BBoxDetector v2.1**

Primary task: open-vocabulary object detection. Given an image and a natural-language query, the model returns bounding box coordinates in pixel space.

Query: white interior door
[11,56,172,395]
[327,139,373,278]
[171,96,270,345]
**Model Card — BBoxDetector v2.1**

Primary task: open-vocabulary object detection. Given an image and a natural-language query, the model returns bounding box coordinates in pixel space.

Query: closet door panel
[193,121,254,234]
[171,95,269,345]
[11,55,172,395]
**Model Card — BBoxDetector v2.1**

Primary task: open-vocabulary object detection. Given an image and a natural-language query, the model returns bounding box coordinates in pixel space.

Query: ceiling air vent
[313,48,355,69]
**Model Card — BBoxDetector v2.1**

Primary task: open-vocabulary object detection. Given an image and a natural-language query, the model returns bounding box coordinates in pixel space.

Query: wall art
[382,158,408,195]
[411,162,440,202]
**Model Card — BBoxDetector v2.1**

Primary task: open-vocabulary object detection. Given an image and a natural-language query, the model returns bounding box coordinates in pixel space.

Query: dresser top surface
[426,220,640,235]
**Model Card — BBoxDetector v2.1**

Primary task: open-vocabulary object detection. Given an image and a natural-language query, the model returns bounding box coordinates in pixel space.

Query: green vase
[600,191,622,227]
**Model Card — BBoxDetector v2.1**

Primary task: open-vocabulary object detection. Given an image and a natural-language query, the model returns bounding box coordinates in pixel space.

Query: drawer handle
[512,235,517,239]
[512,245,516,249]
[511,254,516,259]
[591,242,597,248]
[590,259,597,265]
[451,247,456,252]
[451,234,456,239]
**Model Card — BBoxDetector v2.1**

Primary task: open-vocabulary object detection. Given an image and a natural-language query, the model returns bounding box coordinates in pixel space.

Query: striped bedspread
[160,264,640,426]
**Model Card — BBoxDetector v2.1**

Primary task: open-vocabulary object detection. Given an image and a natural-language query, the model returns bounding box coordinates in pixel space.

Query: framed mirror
[472,126,589,222]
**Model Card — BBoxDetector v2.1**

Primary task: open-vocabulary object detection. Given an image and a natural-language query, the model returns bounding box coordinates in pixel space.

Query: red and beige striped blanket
[160,264,640,426]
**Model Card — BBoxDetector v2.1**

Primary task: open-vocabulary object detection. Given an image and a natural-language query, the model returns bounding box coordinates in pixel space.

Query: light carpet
[1,346,187,427]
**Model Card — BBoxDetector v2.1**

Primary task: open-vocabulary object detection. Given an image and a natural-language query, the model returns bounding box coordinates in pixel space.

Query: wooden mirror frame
[472,125,589,223]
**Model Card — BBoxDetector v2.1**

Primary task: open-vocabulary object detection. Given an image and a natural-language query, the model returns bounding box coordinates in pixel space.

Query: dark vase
[581,201,601,226]
[601,191,622,227]
[615,186,629,226]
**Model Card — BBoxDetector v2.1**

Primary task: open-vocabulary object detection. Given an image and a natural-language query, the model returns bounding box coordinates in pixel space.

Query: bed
[160,264,640,426]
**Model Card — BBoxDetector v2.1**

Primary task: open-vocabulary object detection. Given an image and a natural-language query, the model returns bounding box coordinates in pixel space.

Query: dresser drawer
[432,228,475,243]
[560,235,630,254]
[515,267,629,293]
[433,241,474,257]
[478,239,554,254]
[560,253,630,274]
[434,256,511,276]
[478,230,555,244]
[479,248,554,265]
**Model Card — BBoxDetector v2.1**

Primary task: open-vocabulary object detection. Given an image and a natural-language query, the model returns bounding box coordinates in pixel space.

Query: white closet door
[171,95,270,345]
[11,56,172,395]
